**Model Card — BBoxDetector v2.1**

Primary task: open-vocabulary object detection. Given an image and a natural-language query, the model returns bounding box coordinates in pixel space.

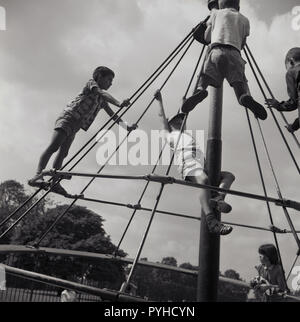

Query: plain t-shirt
[207,8,250,51]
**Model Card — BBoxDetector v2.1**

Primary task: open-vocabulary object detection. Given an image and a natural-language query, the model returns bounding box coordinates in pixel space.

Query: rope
[256,119,300,254]
[245,44,300,150]
[42,170,300,211]
[121,43,206,291]
[243,46,300,174]
[244,107,288,290]
[114,45,206,254]
[34,37,196,247]
[244,48,300,255]
[114,142,168,255]
[0,31,195,241]
[77,195,300,234]
[0,27,196,234]
[286,255,299,281]
[121,112,189,292]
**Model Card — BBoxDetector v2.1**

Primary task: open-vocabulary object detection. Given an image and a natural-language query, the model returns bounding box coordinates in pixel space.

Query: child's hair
[208,0,219,10]
[258,244,279,265]
[285,47,300,65]
[219,0,240,10]
[168,113,186,131]
[93,66,115,82]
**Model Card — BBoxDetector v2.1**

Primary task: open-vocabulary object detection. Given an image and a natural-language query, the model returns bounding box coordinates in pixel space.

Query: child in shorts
[267,47,300,133]
[182,0,267,121]
[28,66,135,196]
[154,90,235,235]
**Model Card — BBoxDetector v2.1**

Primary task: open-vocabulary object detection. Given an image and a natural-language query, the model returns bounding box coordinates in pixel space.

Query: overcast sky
[0,0,299,288]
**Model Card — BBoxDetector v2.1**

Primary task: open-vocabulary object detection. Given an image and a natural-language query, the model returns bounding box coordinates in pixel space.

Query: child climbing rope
[250,244,287,302]
[266,47,300,133]
[28,66,136,196]
[154,89,234,236]
[182,0,268,121]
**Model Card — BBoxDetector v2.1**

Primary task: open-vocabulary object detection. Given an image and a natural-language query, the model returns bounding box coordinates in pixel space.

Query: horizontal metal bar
[0,245,250,289]
[2,264,146,302]
[42,170,300,211]
[79,196,300,234]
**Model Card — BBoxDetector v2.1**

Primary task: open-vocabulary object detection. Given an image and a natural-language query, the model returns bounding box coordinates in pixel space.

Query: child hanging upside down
[266,47,300,133]
[182,0,267,121]
[154,90,235,236]
[28,66,136,196]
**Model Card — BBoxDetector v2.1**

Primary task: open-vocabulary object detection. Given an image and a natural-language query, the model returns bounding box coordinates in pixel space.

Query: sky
[0,0,299,289]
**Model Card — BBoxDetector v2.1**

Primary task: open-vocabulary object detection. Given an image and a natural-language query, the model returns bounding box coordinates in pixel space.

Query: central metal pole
[197,85,223,302]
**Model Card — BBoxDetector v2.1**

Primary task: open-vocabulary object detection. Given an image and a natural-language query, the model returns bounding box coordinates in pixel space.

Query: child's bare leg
[37,129,67,174]
[53,133,75,170]
[186,170,232,235]
[218,171,235,200]
[233,82,267,120]
[187,171,213,215]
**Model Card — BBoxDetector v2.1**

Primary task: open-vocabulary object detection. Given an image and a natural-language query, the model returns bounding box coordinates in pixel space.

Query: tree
[0,180,128,290]
[0,180,47,244]
[218,269,249,302]
[10,204,127,289]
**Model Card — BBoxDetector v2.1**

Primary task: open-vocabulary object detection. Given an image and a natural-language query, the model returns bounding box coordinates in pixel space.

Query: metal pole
[197,85,223,302]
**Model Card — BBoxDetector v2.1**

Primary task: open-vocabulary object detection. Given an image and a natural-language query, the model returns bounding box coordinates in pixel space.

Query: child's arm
[102,102,136,132]
[93,88,130,108]
[154,90,170,132]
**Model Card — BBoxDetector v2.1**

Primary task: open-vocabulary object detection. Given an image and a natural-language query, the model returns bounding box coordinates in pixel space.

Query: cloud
[0,0,299,287]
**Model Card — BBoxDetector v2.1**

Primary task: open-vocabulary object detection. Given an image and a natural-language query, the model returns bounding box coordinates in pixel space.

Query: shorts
[177,150,205,179]
[54,112,81,138]
[184,163,205,180]
[200,45,248,88]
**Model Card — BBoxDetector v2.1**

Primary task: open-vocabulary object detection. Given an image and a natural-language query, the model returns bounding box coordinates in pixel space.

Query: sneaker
[181,89,208,113]
[28,173,46,188]
[210,195,232,214]
[206,214,233,236]
[239,95,268,120]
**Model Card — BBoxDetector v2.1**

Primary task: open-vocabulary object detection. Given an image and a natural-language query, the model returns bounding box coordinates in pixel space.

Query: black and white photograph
[0,0,299,311]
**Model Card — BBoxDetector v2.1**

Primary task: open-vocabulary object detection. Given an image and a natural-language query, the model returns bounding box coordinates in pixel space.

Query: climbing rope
[115,44,207,255]
[244,107,287,289]
[244,48,300,254]
[0,30,196,240]
[33,36,197,247]
[244,46,300,172]
[120,43,206,291]
[76,194,300,234]
[0,27,196,234]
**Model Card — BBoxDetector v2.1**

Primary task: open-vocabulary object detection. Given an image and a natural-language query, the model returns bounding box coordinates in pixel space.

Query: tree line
[0,180,249,301]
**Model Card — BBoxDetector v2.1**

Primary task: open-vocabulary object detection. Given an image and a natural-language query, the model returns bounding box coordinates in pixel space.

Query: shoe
[181,89,208,113]
[210,195,232,214]
[239,95,268,120]
[28,174,48,189]
[206,214,233,236]
[50,183,69,196]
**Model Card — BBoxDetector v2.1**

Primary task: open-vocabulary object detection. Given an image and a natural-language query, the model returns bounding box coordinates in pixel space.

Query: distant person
[267,47,300,133]
[182,0,267,121]
[250,244,287,302]
[60,289,77,302]
[154,89,235,236]
[28,66,136,196]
